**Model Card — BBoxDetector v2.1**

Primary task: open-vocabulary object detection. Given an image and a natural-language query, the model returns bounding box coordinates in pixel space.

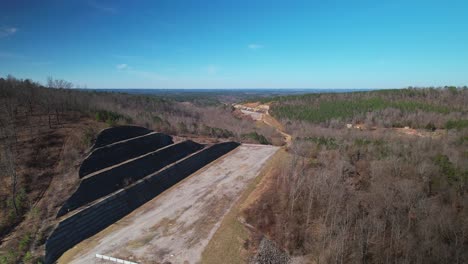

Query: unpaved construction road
[59,144,279,264]
[235,103,292,146]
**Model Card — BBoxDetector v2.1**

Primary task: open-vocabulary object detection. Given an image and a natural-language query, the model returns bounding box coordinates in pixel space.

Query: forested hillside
[266,88,467,129]
[0,76,279,263]
[244,87,468,263]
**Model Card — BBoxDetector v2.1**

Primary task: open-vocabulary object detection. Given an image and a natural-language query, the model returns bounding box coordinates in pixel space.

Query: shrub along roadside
[242,132,270,145]
[445,119,468,130]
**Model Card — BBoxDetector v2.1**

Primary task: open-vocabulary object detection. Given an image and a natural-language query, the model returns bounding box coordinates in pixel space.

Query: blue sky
[0,0,467,89]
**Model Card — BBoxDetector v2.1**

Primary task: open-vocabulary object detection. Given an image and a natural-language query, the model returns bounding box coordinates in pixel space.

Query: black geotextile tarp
[45,141,240,264]
[58,140,204,217]
[79,132,173,177]
[92,126,152,149]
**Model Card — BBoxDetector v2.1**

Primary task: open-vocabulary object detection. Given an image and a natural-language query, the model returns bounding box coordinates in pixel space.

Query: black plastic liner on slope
[58,140,204,217]
[45,142,240,264]
[92,125,152,149]
[79,132,173,178]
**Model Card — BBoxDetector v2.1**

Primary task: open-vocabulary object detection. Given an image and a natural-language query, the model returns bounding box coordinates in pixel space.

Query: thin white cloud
[248,43,263,50]
[116,63,128,70]
[0,27,18,38]
[88,1,117,14]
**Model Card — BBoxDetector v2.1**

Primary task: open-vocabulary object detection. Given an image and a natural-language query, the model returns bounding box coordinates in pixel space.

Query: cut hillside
[58,139,204,217]
[0,76,281,264]
[45,128,240,263]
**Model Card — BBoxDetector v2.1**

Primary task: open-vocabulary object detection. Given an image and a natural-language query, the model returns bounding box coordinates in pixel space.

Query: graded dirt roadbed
[59,144,279,264]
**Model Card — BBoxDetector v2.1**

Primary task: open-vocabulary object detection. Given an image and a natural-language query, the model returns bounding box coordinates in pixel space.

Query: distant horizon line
[80,86,466,90]
[82,87,390,90]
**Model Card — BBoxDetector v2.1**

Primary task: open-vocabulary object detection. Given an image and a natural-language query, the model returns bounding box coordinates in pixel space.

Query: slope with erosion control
[44,126,239,264]
[91,125,152,149]
[79,132,173,177]
[57,140,204,217]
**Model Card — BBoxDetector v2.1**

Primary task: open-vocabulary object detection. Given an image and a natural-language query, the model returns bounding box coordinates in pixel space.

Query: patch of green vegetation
[94,110,131,126]
[82,127,96,147]
[18,233,32,253]
[302,136,339,149]
[372,139,390,159]
[391,101,451,114]
[434,154,468,192]
[5,188,29,225]
[151,115,171,130]
[456,135,468,145]
[202,125,235,138]
[0,250,16,264]
[354,138,372,146]
[0,232,34,264]
[242,132,270,145]
[445,120,468,130]
[22,252,33,263]
[259,87,465,105]
[454,136,468,147]
[151,115,163,124]
[271,97,451,123]
[176,122,189,134]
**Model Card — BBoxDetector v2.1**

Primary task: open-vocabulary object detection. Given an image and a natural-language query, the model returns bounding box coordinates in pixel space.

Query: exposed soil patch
[235,103,292,146]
